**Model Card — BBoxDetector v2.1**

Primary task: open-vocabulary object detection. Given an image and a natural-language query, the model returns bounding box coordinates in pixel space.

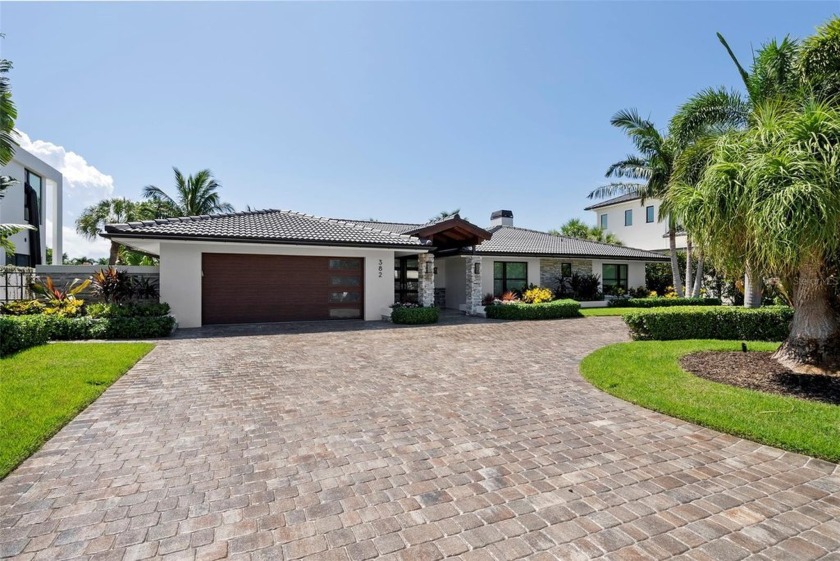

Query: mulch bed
[680,351,840,406]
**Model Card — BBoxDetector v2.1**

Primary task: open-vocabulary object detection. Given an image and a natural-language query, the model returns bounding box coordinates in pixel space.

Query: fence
[1,266,36,303]
[34,266,161,303]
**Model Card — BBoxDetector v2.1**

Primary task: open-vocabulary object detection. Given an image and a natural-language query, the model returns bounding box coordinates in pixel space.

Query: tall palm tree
[143,168,233,217]
[0,41,17,190]
[76,198,156,265]
[588,109,684,295]
[671,33,804,306]
[671,98,840,372]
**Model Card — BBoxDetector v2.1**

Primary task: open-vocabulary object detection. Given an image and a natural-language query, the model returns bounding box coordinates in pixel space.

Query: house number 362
[378,259,383,278]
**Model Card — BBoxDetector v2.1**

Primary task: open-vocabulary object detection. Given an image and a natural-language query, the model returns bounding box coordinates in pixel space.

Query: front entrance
[394,257,419,303]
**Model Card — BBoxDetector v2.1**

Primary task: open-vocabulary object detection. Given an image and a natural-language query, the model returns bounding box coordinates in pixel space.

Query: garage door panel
[201,254,364,325]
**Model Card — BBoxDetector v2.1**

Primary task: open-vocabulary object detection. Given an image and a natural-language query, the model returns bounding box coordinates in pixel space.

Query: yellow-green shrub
[522,286,554,304]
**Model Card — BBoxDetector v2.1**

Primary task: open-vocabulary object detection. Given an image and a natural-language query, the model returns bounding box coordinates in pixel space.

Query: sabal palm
[143,168,233,217]
[550,218,623,246]
[588,109,684,294]
[76,198,156,265]
[671,99,840,371]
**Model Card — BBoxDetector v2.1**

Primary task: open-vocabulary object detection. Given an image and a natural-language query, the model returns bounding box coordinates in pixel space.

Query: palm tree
[670,33,805,306]
[76,198,156,265]
[671,98,840,372]
[430,209,461,222]
[549,218,623,245]
[143,168,233,217]
[588,110,684,295]
[0,40,17,191]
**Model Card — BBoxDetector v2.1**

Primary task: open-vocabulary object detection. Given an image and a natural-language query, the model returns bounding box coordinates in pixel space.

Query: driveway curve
[1,317,839,560]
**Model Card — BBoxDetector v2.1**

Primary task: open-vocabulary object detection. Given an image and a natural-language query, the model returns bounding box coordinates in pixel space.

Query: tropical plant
[143,168,233,218]
[76,198,157,265]
[549,218,623,245]
[30,276,91,305]
[522,286,554,304]
[90,267,134,304]
[587,110,685,295]
[0,39,17,189]
[670,98,840,372]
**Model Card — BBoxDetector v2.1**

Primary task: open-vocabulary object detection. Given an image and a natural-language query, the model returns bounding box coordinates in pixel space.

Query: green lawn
[0,343,154,479]
[579,307,628,317]
[580,340,840,462]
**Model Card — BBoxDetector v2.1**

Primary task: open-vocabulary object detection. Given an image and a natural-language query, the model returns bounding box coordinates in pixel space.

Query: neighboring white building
[0,144,63,266]
[585,193,685,253]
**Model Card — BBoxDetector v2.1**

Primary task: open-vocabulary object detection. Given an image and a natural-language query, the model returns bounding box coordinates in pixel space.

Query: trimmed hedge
[0,316,51,357]
[0,315,176,356]
[86,302,171,318]
[623,306,793,341]
[608,297,722,308]
[391,306,439,325]
[485,299,581,320]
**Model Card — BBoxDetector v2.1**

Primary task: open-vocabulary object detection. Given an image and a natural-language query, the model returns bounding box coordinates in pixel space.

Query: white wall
[158,241,407,327]
[440,256,466,310]
[590,198,683,252]
[0,146,63,265]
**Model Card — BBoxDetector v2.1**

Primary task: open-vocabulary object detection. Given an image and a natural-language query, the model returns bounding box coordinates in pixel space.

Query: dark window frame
[602,264,629,293]
[599,213,608,229]
[646,205,655,223]
[494,261,528,296]
[624,209,633,227]
[560,262,572,278]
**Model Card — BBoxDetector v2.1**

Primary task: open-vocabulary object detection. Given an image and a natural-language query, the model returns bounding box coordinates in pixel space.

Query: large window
[494,261,528,296]
[602,264,629,294]
[646,205,655,223]
[599,213,608,229]
[624,209,633,226]
[25,170,43,224]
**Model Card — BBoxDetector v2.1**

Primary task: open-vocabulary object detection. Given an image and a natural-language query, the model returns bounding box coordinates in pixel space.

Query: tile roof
[103,210,427,247]
[583,192,641,211]
[474,226,669,261]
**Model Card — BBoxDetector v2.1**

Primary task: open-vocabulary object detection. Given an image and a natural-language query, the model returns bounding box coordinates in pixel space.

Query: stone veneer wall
[465,255,483,314]
[539,259,593,289]
[417,254,436,307]
[434,288,446,309]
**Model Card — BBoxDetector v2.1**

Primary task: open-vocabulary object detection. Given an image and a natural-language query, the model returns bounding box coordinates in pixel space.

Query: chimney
[490,210,514,227]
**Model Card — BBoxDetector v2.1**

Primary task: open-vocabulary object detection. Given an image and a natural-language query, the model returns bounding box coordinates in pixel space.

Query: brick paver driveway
[2,317,839,561]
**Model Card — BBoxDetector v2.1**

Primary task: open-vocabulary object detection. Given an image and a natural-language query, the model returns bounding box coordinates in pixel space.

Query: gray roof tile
[474,226,668,261]
[583,192,642,211]
[104,210,427,247]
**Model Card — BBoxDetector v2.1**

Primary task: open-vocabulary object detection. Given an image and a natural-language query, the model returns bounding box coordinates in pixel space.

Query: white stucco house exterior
[0,144,63,266]
[103,209,668,328]
[585,193,685,253]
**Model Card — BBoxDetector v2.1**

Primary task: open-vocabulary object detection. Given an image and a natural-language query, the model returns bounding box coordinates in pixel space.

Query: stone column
[417,253,436,307]
[464,255,483,315]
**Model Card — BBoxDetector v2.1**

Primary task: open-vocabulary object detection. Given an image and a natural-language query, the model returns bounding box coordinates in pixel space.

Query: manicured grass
[579,307,630,317]
[580,340,840,462]
[0,343,154,479]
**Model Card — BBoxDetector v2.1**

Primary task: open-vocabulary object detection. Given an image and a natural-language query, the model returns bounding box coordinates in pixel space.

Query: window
[494,261,528,296]
[602,264,629,294]
[560,262,572,278]
[25,170,43,224]
[329,258,361,270]
[329,291,361,303]
[646,205,655,223]
[600,214,608,229]
[624,209,633,226]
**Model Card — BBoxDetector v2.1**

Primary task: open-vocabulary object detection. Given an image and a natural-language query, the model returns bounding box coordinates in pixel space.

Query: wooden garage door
[202,254,364,325]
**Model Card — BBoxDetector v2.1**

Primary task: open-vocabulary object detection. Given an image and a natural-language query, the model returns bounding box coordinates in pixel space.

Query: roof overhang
[460,249,670,262]
[405,215,492,251]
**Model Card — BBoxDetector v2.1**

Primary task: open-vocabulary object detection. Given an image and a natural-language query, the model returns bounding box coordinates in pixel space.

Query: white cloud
[16,131,115,260]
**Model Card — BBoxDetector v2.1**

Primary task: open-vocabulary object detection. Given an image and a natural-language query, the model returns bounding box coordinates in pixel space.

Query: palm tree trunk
[772,255,840,373]
[668,227,684,297]
[108,241,120,266]
[692,251,704,298]
[744,266,762,308]
[685,238,693,298]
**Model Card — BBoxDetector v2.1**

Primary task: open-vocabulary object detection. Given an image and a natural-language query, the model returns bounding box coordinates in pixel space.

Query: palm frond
[587,182,642,200]
[670,88,749,145]
[717,32,752,94]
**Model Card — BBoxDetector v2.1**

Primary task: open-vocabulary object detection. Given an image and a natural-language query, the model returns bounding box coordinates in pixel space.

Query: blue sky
[1,1,836,257]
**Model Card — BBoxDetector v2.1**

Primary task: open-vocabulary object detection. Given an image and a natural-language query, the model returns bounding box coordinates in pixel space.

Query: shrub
[90,267,134,304]
[42,315,177,340]
[485,299,580,320]
[0,315,50,356]
[390,305,439,325]
[522,286,554,304]
[555,272,602,301]
[86,302,171,318]
[0,299,45,316]
[42,299,86,317]
[608,297,722,308]
[30,276,90,303]
[623,306,794,341]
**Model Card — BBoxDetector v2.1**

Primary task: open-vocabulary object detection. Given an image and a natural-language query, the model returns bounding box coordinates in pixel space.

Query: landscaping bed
[681,351,840,405]
[485,298,580,320]
[581,340,840,462]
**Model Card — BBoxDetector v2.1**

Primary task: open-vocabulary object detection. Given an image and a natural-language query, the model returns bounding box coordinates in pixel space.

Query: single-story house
[103,209,668,327]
